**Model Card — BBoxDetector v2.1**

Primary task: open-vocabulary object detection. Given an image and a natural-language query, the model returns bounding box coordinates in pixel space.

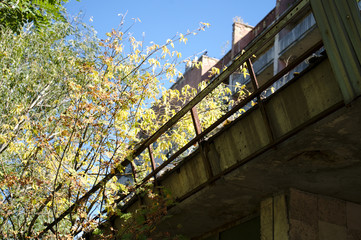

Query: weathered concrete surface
[261,189,361,240]
[116,57,361,238]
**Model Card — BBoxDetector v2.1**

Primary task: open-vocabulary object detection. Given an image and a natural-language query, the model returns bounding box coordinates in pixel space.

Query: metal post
[147,145,157,181]
[130,161,138,184]
[190,107,213,179]
[246,59,275,143]
[147,145,156,171]
[191,107,202,136]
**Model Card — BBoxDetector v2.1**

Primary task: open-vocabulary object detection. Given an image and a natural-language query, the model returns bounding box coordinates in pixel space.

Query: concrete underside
[155,99,361,239]
[149,59,361,238]
[106,57,361,240]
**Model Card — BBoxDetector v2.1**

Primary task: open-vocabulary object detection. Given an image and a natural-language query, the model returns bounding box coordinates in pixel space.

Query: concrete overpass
[148,57,361,239]
[89,0,361,239]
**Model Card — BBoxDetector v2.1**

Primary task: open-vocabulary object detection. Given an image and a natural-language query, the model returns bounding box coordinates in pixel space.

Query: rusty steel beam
[246,59,275,143]
[190,107,213,179]
[147,145,161,188]
[130,161,138,184]
[191,107,202,136]
[147,145,156,173]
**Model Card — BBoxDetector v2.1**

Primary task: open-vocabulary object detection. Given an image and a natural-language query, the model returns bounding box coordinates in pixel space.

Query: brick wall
[171,55,219,92]
[276,0,298,17]
[231,22,253,58]
[232,8,276,58]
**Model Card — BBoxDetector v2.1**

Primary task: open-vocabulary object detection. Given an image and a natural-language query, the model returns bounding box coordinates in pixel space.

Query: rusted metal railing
[40,0,325,235]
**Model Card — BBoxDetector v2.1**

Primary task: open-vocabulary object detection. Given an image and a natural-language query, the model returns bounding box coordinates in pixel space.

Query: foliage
[0,10,248,238]
[0,19,100,239]
[0,0,69,33]
[92,186,185,240]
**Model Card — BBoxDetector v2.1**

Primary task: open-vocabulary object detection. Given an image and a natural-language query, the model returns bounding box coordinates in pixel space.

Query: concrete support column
[260,189,361,240]
[261,193,290,240]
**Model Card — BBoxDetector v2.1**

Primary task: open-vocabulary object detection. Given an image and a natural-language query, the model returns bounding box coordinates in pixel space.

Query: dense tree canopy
[0,0,68,33]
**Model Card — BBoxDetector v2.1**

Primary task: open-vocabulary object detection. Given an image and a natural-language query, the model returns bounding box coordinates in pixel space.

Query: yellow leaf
[0,135,6,144]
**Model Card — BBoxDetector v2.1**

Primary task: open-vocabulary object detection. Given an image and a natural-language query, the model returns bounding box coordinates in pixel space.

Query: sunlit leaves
[209,67,220,77]
[0,13,230,239]
[0,20,101,238]
[240,62,250,78]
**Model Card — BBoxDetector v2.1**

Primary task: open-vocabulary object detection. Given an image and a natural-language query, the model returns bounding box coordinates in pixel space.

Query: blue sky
[65,0,275,61]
